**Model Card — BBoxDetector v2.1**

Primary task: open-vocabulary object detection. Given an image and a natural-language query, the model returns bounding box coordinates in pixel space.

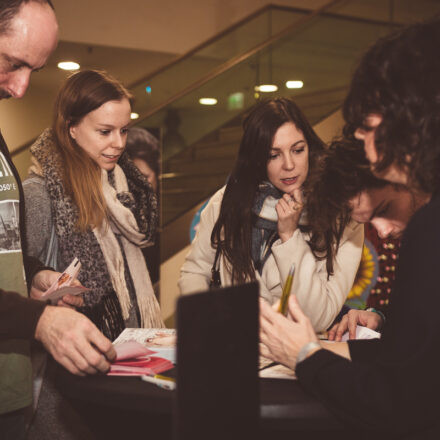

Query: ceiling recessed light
[254,84,278,93]
[57,61,80,71]
[199,98,217,105]
[286,80,304,89]
[130,112,139,120]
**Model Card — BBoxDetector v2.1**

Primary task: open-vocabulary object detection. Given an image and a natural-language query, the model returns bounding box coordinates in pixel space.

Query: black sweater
[297,191,440,439]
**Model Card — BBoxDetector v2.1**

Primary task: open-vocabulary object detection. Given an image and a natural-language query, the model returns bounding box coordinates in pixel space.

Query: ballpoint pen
[278,264,295,315]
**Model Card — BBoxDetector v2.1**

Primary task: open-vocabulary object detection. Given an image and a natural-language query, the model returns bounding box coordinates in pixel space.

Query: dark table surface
[55,365,344,432]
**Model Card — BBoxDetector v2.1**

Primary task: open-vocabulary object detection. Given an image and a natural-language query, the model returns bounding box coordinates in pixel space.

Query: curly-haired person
[260,18,440,439]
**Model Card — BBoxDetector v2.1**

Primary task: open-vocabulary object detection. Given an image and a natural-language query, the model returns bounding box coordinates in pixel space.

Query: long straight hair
[211,98,325,284]
[52,69,132,232]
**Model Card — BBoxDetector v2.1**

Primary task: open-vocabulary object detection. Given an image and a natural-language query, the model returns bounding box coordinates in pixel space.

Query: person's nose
[372,219,394,239]
[8,70,31,99]
[282,153,294,170]
[112,132,125,150]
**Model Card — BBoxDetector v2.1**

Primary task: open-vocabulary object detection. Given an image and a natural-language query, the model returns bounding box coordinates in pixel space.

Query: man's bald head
[0,0,58,99]
[0,0,54,35]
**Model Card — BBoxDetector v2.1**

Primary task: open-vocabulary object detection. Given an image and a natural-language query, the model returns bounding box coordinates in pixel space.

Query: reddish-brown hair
[52,69,132,231]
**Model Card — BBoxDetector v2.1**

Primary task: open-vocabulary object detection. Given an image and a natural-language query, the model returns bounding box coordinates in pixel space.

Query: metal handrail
[128,4,275,89]
[127,0,403,91]
[131,0,346,127]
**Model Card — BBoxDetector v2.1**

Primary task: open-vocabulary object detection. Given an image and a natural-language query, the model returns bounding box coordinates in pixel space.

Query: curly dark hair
[211,98,326,284]
[343,17,440,194]
[305,138,388,275]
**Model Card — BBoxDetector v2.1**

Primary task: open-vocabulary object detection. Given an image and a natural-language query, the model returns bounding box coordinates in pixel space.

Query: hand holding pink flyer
[42,257,90,304]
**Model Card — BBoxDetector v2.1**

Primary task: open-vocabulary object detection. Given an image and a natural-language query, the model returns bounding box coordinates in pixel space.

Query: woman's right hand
[276,188,303,242]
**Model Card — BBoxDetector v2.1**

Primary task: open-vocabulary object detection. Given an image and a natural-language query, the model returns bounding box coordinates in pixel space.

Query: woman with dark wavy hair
[179,98,364,332]
[260,18,440,438]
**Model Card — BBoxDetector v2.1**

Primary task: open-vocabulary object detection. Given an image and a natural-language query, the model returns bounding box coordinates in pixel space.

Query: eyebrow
[3,53,45,72]
[270,140,306,151]
[96,123,130,129]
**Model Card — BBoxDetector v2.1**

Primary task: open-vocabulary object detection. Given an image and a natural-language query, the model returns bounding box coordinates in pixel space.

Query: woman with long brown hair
[179,98,364,332]
[23,69,163,340]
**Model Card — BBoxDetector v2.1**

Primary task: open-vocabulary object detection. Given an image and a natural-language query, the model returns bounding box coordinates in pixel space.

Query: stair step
[218,125,243,142]
[164,157,234,175]
[162,173,227,191]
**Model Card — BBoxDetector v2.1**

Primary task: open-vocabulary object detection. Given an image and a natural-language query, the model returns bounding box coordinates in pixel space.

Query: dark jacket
[297,192,440,439]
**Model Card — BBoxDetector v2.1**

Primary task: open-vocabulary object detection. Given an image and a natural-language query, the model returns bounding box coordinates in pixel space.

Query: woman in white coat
[179,98,363,332]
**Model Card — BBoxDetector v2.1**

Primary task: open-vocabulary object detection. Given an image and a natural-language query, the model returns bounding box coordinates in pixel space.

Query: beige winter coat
[178,187,364,332]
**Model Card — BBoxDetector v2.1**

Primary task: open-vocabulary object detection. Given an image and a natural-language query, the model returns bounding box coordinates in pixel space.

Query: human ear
[69,124,77,140]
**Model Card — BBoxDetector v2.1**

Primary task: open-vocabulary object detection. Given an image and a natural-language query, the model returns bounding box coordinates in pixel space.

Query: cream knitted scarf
[95,165,163,328]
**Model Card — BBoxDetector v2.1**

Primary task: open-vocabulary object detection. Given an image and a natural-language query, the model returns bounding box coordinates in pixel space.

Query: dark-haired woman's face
[266,122,309,194]
[354,114,408,185]
[69,98,131,171]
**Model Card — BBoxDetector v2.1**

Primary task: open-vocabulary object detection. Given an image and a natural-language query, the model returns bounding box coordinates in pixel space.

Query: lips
[281,176,298,185]
[102,154,120,161]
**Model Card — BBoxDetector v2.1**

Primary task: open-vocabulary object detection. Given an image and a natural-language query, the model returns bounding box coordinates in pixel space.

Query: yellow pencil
[278,264,295,315]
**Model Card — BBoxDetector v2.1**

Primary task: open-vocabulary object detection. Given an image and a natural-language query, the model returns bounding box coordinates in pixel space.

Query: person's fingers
[335,315,348,341]
[259,327,275,350]
[70,278,83,287]
[287,295,306,323]
[275,202,285,218]
[61,294,84,308]
[259,342,272,359]
[53,354,85,376]
[56,299,75,309]
[348,312,358,339]
[277,199,289,214]
[87,328,116,363]
[53,335,100,375]
[328,323,338,341]
[291,188,304,204]
[73,334,115,374]
[259,313,274,340]
[259,298,276,324]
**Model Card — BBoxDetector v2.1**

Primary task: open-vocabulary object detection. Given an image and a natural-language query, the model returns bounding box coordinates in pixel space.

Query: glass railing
[129,6,313,119]
[131,0,440,227]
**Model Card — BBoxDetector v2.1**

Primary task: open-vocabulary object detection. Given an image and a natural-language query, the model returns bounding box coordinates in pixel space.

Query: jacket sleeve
[0,289,47,340]
[178,190,223,295]
[269,221,364,332]
[23,177,53,265]
[296,198,440,434]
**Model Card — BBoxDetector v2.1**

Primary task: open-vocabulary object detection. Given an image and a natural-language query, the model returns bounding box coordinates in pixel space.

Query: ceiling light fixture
[286,80,304,89]
[199,98,217,105]
[57,61,80,71]
[254,84,278,93]
[130,113,139,120]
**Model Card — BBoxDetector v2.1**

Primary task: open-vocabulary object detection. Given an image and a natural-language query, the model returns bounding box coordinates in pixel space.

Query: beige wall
[53,0,326,53]
[313,109,344,143]
[0,85,56,178]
